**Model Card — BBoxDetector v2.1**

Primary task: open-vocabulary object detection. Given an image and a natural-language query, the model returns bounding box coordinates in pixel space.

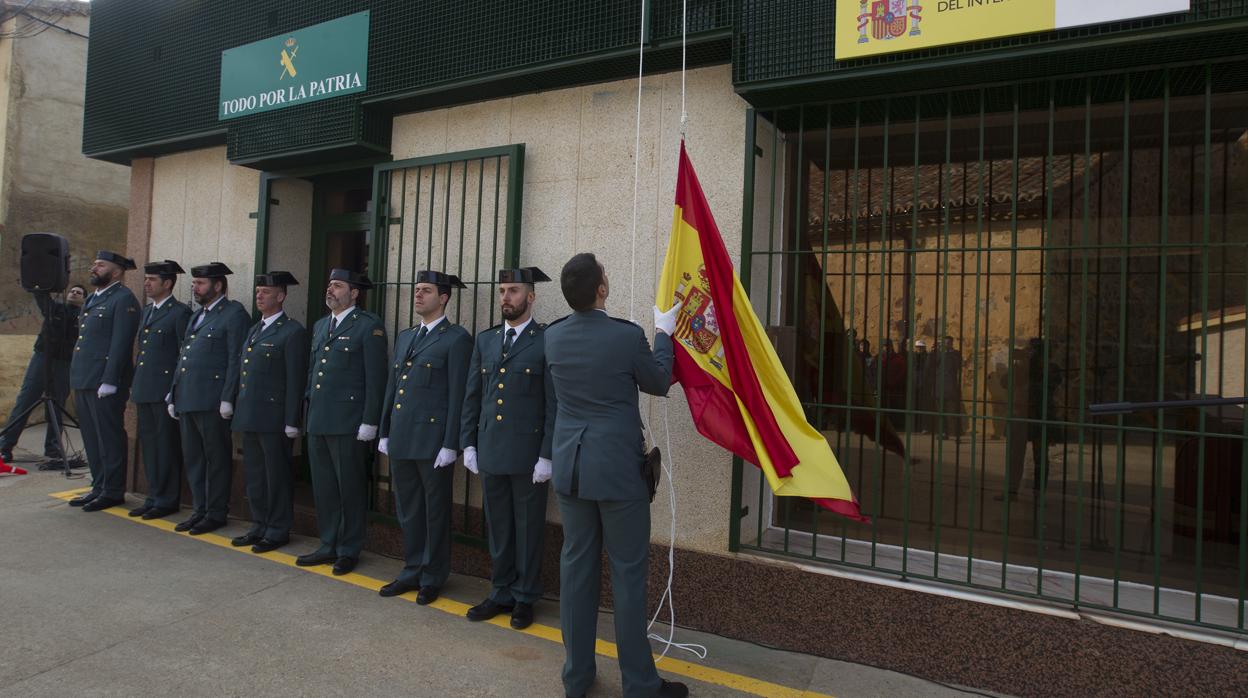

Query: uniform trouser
[556,494,661,698]
[307,434,369,558]
[390,458,453,588]
[75,388,128,499]
[0,352,70,457]
[241,431,294,542]
[1007,421,1050,496]
[481,471,548,604]
[136,401,182,509]
[180,410,234,522]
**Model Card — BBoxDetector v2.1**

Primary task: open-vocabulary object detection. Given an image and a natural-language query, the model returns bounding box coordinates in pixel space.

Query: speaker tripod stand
[0,292,83,479]
[0,386,81,477]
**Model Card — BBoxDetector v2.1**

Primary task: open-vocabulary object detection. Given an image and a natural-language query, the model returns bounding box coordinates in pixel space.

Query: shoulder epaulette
[610,316,642,329]
[545,314,570,328]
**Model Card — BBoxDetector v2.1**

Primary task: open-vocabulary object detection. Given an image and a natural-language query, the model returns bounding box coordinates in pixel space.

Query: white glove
[167,403,179,420]
[97,383,117,399]
[533,457,553,484]
[463,446,479,474]
[357,424,378,441]
[284,425,300,439]
[434,447,457,469]
[654,304,679,336]
[378,437,389,455]
[219,401,234,419]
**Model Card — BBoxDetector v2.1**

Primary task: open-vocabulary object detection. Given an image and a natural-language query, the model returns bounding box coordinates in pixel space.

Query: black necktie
[503,327,516,356]
[406,326,428,361]
[329,316,338,334]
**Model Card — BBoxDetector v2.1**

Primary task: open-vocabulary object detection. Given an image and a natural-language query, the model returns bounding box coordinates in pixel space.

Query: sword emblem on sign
[279,37,298,79]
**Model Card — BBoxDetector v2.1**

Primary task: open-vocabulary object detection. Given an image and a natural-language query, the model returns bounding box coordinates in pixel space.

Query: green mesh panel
[83,0,733,165]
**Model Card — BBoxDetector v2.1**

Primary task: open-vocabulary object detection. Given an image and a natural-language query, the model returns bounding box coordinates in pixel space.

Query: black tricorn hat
[255,270,299,288]
[329,268,372,290]
[415,270,467,291]
[96,250,136,271]
[498,267,550,284]
[190,262,233,278]
[143,259,185,276]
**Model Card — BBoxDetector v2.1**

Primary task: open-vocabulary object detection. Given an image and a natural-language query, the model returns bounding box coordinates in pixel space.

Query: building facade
[0,1,129,416]
[83,1,1248,693]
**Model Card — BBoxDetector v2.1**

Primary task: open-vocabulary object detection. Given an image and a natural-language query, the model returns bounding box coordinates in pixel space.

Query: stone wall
[0,6,129,336]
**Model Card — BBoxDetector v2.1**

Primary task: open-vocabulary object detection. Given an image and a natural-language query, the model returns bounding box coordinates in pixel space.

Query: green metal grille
[365,146,525,547]
[733,58,1248,636]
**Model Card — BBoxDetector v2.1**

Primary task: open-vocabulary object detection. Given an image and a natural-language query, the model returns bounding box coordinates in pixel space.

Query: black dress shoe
[655,680,689,697]
[128,505,152,518]
[416,586,440,605]
[82,497,124,512]
[510,602,535,629]
[174,514,204,532]
[68,494,96,507]
[142,507,178,520]
[295,550,336,567]
[251,538,287,554]
[231,532,263,547]
[331,556,358,576]
[378,579,418,598]
[466,598,514,622]
[188,519,226,535]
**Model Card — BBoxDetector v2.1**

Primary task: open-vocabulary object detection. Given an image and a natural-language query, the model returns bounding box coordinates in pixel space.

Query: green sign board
[218,10,369,121]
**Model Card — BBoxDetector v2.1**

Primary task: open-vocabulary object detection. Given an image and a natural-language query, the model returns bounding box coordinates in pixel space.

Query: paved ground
[0,431,986,697]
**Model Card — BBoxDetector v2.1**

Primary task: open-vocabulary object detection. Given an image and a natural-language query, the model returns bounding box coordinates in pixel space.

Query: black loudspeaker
[20,232,70,292]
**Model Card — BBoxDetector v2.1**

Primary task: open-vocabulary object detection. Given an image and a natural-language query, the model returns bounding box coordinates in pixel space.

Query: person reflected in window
[1006,337,1062,499]
[934,335,964,439]
[881,337,907,429]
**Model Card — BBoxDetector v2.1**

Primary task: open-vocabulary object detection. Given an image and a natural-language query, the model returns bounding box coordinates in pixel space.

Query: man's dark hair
[159,273,177,284]
[561,252,603,312]
[217,277,229,296]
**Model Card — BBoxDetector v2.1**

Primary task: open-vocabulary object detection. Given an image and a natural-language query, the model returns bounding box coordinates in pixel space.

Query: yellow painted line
[49,487,832,698]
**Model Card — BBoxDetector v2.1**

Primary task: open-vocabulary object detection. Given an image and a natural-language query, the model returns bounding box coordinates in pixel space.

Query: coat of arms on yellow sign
[835,0,1190,61]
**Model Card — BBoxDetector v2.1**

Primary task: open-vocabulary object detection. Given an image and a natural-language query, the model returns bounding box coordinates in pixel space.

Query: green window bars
[733,60,1248,635]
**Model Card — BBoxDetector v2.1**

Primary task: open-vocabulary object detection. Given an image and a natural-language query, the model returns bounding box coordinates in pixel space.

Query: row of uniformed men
[66,250,687,698]
[65,251,555,631]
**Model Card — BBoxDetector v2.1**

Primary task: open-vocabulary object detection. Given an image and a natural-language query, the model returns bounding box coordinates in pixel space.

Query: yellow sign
[836,0,1190,60]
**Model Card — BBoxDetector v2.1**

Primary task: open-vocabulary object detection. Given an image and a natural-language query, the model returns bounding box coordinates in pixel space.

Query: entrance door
[308,171,373,328]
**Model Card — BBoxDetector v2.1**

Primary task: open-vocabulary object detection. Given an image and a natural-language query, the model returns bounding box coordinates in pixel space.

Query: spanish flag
[657,142,866,521]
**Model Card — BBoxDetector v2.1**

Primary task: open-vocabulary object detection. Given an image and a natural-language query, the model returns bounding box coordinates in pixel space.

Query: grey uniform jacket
[231,314,309,433]
[170,299,251,412]
[460,322,556,475]
[380,320,472,461]
[543,310,673,501]
[70,283,142,391]
[131,298,192,404]
[305,308,388,436]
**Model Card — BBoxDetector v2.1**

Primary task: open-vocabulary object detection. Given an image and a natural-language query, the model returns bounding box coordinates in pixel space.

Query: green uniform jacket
[380,319,472,460]
[543,311,673,501]
[460,322,556,475]
[131,298,192,404]
[305,308,388,436]
[169,298,251,413]
[231,313,309,433]
[70,282,141,391]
